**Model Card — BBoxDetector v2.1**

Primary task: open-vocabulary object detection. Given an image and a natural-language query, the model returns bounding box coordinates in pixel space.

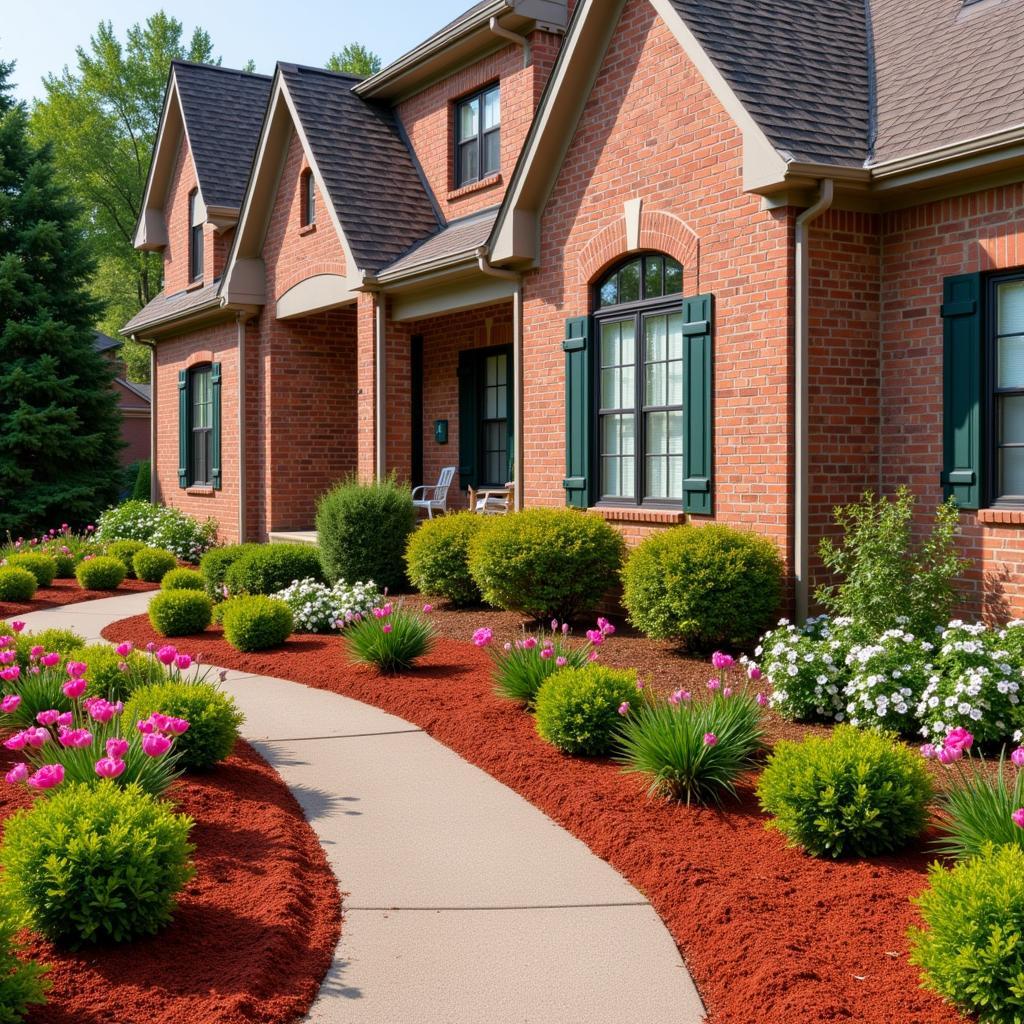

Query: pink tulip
[422,604,433,614]
[84,698,122,723]
[585,629,604,645]
[707,678,721,692]
[0,637,10,648]
[4,763,27,785]
[1009,746,1024,768]
[136,718,155,735]
[540,647,553,660]
[106,738,129,759]
[617,701,630,716]
[937,745,963,765]
[165,717,190,736]
[723,687,733,698]
[711,652,734,670]
[115,642,133,657]
[35,709,60,726]
[523,637,538,650]
[588,651,600,662]
[27,765,64,790]
[597,617,616,636]
[755,692,768,707]
[57,711,72,727]
[3,732,27,751]
[382,623,393,633]
[95,757,126,779]
[141,733,172,757]
[945,727,974,752]
[40,652,60,667]
[156,645,177,666]
[58,727,93,749]
[555,656,567,667]
[561,623,570,635]
[24,727,48,748]
[1013,808,1024,829]
[175,654,192,671]
[748,665,763,682]
[920,743,938,759]
[65,661,87,679]
[668,689,684,706]
[0,694,20,714]
[146,642,156,653]
[0,652,15,665]
[29,645,43,659]
[472,628,493,648]
[10,622,24,634]
[63,678,87,699]
[0,667,19,683]
[703,732,718,746]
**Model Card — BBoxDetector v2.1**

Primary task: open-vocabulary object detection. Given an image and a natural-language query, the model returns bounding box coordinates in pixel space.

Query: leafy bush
[817,487,968,638]
[910,843,1024,1023]
[405,513,484,605]
[1,781,194,947]
[617,682,764,805]
[843,629,934,733]
[757,725,932,858]
[125,682,243,771]
[74,556,125,591]
[317,474,416,593]
[273,577,380,633]
[221,596,293,652]
[0,907,49,1020]
[132,460,151,501]
[621,524,782,650]
[199,543,261,600]
[48,549,76,578]
[0,569,36,602]
[105,539,146,577]
[95,500,217,563]
[9,626,82,671]
[468,509,625,621]
[224,543,324,596]
[65,643,165,703]
[148,590,212,637]
[535,664,637,757]
[5,554,56,588]
[131,547,177,583]
[344,603,435,672]
[161,567,205,592]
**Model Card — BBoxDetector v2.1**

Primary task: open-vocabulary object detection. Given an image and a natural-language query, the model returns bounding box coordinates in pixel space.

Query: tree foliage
[326,43,382,77]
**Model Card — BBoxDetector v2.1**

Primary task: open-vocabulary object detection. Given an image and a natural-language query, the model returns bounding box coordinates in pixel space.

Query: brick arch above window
[184,350,216,370]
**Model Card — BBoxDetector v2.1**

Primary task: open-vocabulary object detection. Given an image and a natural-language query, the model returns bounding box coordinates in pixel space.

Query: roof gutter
[794,178,834,625]
[489,16,531,67]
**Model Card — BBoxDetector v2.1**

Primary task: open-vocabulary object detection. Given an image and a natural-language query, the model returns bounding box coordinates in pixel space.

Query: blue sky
[3,1,472,102]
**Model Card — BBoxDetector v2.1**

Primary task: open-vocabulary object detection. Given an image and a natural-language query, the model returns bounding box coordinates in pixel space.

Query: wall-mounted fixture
[434,419,448,444]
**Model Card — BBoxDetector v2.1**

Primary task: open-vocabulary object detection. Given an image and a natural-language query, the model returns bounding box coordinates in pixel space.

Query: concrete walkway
[17,593,706,1024]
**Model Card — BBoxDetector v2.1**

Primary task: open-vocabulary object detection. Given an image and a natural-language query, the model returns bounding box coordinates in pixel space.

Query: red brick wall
[111,380,151,466]
[396,31,560,220]
[521,0,794,566]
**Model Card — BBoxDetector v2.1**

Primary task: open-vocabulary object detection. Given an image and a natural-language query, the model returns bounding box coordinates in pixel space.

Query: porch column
[356,291,377,482]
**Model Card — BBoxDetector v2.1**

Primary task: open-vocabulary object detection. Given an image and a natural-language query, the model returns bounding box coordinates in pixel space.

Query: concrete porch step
[268,530,318,546]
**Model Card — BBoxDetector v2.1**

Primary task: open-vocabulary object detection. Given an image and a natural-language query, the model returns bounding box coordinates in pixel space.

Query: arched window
[301,169,316,227]
[594,253,685,505]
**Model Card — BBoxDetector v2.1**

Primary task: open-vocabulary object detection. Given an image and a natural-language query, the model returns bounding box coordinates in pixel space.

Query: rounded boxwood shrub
[105,539,146,578]
[49,550,77,578]
[161,567,205,592]
[534,664,637,756]
[125,682,244,771]
[1,781,194,948]
[405,512,484,605]
[6,553,57,588]
[221,596,293,652]
[756,724,932,858]
[75,556,126,591]
[66,643,166,703]
[316,474,415,593]
[199,543,261,599]
[148,589,213,637]
[224,544,323,597]
[622,524,783,650]
[910,843,1024,1023]
[10,626,83,670]
[132,546,177,583]
[0,567,37,602]
[468,509,625,621]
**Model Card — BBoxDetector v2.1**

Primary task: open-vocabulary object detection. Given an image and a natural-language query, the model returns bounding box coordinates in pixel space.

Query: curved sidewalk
[18,593,706,1024]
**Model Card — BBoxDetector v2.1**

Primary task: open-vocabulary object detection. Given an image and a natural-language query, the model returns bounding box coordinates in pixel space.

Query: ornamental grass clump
[405,512,484,606]
[616,653,765,805]
[161,567,205,592]
[345,601,436,673]
[74,555,125,591]
[131,546,177,583]
[105,539,146,577]
[220,595,293,652]
[224,543,324,596]
[535,664,638,757]
[909,843,1024,1024]
[272,577,380,633]
[5,553,57,588]
[757,725,932,858]
[148,590,213,637]
[0,568,36,602]
[1,781,194,948]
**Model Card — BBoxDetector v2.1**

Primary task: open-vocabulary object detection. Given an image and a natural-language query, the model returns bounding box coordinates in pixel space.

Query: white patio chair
[469,482,514,515]
[412,466,457,518]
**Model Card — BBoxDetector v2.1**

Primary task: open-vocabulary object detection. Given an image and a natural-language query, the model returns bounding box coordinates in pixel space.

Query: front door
[458,344,514,490]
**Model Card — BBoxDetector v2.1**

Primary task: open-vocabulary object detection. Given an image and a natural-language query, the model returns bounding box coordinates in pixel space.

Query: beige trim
[623,198,643,250]
[389,273,516,321]
[133,75,188,250]
[276,273,361,319]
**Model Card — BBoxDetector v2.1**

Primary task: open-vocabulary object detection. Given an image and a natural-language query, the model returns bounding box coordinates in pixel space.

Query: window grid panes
[456,85,500,187]
[642,313,684,499]
[599,319,636,499]
[597,254,683,309]
[480,353,508,485]
[996,280,1024,499]
[189,365,213,487]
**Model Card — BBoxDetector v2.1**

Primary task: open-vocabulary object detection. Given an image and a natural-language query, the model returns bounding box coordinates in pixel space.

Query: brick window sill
[588,506,688,526]
[977,508,1024,525]
[447,174,501,200]
[186,487,215,497]
[298,223,317,237]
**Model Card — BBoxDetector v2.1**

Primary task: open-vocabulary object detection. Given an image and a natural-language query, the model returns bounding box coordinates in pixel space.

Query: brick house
[93,331,151,468]
[124,0,1024,619]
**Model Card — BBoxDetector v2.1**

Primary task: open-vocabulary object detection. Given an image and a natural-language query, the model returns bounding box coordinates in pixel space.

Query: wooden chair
[412,466,457,518]
[469,482,514,515]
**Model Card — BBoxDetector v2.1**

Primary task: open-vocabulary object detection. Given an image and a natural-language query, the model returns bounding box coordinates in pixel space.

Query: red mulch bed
[0,578,159,618]
[0,741,340,1024]
[103,614,962,1024]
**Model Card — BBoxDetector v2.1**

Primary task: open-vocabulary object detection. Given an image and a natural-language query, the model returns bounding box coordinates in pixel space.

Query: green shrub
[0,906,49,1020]
[5,553,57,588]
[9,626,83,671]
[621,524,782,650]
[344,605,435,672]
[0,568,36,602]
[535,664,637,756]
[105,539,146,577]
[405,513,484,605]
[132,546,177,583]
[125,682,244,771]
[48,550,76,578]
[468,509,625,621]
[224,543,324,596]
[1,781,194,948]
[221,596,293,652]
[148,590,212,637]
[617,689,764,805]
[131,460,151,501]
[316,474,416,593]
[199,543,261,599]
[161,567,205,592]
[95,500,217,563]
[910,843,1024,1023]
[756,725,932,858]
[75,556,125,591]
[65,643,166,703]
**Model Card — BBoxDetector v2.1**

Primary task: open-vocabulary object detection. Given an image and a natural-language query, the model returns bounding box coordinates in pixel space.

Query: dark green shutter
[458,350,479,490]
[563,316,591,508]
[210,361,222,490]
[177,370,188,489]
[941,273,983,509]
[682,294,713,515]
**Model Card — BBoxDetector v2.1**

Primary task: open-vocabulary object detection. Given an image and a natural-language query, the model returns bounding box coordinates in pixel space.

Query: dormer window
[455,84,500,188]
[188,189,204,283]
[301,169,316,227]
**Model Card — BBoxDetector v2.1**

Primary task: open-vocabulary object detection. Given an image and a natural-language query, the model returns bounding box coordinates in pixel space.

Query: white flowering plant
[95,501,217,563]
[843,628,933,733]
[272,578,381,634]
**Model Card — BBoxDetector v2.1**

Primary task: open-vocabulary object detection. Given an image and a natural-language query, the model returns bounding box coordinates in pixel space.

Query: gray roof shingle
[279,64,440,273]
[173,61,272,209]
[122,280,221,336]
[382,207,498,276]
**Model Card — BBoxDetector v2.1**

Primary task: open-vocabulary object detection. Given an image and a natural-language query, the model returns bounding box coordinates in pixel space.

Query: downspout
[794,179,834,624]
[488,16,531,68]
[132,335,157,504]
[476,246,524,510]
[236,312,248,542]
[375,295,387,480]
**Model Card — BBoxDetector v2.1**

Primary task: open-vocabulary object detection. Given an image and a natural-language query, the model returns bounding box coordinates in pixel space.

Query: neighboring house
[123,0,1024,619]
[94,331,151,467]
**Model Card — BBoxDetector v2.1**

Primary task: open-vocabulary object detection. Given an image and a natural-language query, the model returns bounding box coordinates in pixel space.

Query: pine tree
[0,59,123,536]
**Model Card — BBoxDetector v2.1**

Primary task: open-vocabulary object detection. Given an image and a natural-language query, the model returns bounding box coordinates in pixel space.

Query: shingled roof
[173,62,272,209]
[279,64,440,273]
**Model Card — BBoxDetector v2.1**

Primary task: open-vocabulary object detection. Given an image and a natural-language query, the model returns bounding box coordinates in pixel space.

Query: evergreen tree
[0,59,123,535]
